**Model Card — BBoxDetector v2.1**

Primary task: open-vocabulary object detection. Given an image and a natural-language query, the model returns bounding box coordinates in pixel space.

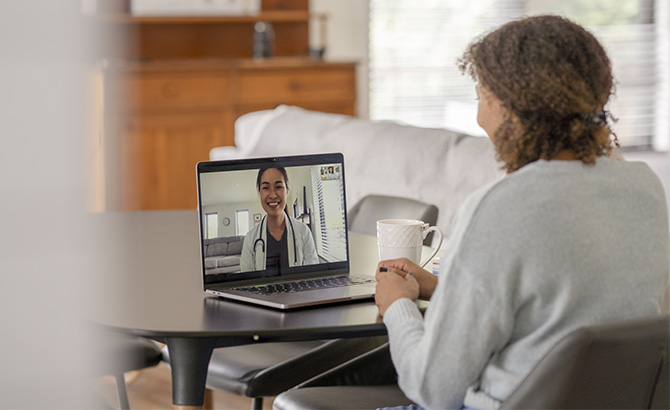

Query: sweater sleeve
[383,269,514,409]
[382,183,515,410]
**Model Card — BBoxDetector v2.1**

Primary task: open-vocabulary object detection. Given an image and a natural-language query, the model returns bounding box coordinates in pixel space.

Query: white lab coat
[240,215,319,272]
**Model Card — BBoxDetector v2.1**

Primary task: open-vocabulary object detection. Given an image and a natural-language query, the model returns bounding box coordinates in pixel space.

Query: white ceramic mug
[376,219,444,268]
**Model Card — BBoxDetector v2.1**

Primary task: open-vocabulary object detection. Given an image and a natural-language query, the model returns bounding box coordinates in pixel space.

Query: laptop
[196,153,376,309]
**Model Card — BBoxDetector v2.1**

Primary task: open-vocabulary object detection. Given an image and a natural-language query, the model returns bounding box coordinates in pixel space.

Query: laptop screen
[197,153,349,285]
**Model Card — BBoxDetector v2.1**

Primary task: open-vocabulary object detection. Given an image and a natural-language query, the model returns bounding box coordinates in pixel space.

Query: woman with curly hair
[375,15,669,410]
[460,14,617,173]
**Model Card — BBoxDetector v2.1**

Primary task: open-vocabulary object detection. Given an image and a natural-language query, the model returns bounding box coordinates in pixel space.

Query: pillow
[204,257,218,269]
[206,242,228,257]
[227,240,244,255]
[217,255,241,268]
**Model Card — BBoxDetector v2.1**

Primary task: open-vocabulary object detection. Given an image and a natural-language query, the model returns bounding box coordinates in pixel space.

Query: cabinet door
[235,66,356,115]
[117,72,232,111]
[108,110,233,210]
[105,71,234,210]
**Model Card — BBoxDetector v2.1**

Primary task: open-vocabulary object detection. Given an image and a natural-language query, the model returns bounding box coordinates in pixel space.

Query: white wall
[310,0,369,118]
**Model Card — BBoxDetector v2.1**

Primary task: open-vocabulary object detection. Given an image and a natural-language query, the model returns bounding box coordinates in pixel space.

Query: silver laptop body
[196,153,375,309]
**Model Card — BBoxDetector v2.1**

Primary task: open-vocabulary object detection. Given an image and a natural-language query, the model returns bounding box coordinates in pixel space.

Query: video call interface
[199,162,348,284]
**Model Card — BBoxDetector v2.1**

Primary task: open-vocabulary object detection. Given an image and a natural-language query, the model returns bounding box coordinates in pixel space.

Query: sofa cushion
[227,239,244,255]
[204,257,218,269]
[207,265,241,275]
[217,255,241,268]
[206,242,228,257]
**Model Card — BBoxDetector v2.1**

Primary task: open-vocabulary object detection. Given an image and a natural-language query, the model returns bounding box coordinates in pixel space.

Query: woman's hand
[374,258,437,316]
[375,268,419,316]
[376,258,437,300]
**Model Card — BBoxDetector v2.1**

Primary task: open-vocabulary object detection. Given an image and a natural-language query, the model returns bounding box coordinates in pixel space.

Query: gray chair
[500,314,670,409]
[273,315,670,410]
[93,333,163,409]
[348,194,439,246]
[162,195,439,410]
[273,342,405,410]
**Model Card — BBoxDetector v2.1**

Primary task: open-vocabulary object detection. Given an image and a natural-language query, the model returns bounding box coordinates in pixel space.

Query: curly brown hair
[459,15,619,173]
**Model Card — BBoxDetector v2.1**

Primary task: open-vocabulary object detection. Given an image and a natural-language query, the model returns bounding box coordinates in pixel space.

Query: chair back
[501,315,670,409]
[348,195,439,246]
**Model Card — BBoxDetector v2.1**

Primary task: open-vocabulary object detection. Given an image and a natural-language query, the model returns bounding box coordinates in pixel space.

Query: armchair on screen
[162,194,439,410]
[273,314,670,410]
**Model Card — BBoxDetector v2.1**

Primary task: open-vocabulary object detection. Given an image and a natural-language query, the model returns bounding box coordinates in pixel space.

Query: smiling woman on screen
[374,15,670,410]
[240,166,319,274]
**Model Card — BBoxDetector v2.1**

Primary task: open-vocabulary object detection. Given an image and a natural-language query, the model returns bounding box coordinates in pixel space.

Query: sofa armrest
[209,146,242,160]
[210,106,289,160]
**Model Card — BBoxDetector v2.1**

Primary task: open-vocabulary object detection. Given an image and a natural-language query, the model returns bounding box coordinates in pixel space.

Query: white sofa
[210,105,504,244]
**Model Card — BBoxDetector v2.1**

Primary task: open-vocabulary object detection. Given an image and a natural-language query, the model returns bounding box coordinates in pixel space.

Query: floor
[92,363,275,410]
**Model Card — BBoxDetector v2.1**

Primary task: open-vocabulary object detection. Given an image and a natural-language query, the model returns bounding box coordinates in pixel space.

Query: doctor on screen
[240,166,319,273]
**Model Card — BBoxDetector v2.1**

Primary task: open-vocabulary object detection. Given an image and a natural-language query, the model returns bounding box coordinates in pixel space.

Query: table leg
[165,337,216,410]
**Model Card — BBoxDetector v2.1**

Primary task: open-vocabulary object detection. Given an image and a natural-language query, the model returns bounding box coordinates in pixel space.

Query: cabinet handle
[289,80,302,91]
[162,83,179,98]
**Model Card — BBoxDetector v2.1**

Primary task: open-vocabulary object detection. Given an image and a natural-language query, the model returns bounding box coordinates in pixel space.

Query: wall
[202,202,260,237]
[311,0,369,118]
[289,165,316,220]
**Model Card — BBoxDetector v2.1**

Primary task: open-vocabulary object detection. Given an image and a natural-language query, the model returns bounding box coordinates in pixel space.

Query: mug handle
[420,226,444,268]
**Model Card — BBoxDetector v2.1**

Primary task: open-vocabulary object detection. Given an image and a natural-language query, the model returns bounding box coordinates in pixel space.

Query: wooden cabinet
[103,59,356,211]
[119,72,233,111]
[234,60,357,117]
[97,0,357,211]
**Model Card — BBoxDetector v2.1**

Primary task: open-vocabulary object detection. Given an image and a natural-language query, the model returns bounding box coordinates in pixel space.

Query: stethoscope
[253,214,298,265]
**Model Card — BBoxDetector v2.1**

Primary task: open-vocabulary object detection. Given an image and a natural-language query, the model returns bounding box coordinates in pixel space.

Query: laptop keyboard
[233,275,375,295]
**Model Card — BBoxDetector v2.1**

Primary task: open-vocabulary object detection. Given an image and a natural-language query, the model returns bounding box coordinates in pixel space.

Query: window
[236,209,250,236]
[205,213,218,239]
[369,0,669,150]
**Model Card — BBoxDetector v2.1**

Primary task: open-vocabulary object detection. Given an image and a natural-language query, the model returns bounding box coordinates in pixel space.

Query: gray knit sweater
[383,157,670,410]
